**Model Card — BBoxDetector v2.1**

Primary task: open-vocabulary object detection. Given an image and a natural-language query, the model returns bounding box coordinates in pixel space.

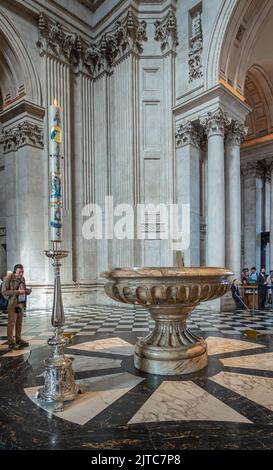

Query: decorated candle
[49,100,62,242]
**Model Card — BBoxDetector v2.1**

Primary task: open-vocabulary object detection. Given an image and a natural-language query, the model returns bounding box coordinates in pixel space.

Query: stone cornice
[0,121,44,153]
[37,10,147,77]
[154,9,178,53]
[0,100,45,124]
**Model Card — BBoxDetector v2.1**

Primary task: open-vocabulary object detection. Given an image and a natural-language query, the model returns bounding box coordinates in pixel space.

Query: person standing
[2,264,32,351]
[258,267,268,310]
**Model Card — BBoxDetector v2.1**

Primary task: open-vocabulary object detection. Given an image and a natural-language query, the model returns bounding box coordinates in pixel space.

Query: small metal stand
[37,244,79,411]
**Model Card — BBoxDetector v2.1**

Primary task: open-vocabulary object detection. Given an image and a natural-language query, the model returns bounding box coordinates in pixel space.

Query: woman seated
[231,279,245,311]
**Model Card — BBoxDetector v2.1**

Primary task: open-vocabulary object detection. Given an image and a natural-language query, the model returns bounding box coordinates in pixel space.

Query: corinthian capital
[201,107,231,138]
[175,122,201,148]
[226,120,248,145]
[241,161,264,179]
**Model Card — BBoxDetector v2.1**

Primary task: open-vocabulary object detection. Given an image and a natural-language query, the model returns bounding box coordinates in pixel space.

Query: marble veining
[209,372,273,412]
[219,352,273,371]
[67,337,134,356]
[128,380,251,424]
[206,336,264,355]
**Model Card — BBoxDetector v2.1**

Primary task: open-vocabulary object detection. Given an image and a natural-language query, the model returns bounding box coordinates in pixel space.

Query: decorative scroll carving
[37,10,147,76]
[154,10,178,52]
[189,9,203,82]
[0,121,44,153]
[175,121,201,148]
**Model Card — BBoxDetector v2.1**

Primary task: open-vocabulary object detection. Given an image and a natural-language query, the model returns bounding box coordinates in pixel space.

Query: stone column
[225,121,247,278]
[203,108,229,267]
[175,122,201,266]
[241,162,263,269]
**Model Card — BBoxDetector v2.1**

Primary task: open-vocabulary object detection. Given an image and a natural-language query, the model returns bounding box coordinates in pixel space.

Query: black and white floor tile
[1,304,273,450]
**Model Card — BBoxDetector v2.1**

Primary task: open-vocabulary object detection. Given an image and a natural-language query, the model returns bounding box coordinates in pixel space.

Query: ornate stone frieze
[37,10,147,76]
[226,120,248,145]
[175,121,201,148]
[189,9,203,82]
[0,121,44,153]
[37,12,81,66]
[154,10,178,53]
[201,107,231,138]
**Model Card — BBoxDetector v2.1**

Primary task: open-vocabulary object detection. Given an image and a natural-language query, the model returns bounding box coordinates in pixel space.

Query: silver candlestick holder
[37,244,79,411]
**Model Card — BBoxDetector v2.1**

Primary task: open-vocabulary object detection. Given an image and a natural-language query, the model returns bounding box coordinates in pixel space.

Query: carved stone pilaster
[0,121,44,153]
[226,120,248,145]
[37,10,147,77]
[189,10,203,82]
[201,107,231,138]
[175,121,201,148]
[154,10,178,53]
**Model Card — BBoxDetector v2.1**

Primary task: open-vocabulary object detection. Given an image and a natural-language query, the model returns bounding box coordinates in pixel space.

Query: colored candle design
[49,100,62,242]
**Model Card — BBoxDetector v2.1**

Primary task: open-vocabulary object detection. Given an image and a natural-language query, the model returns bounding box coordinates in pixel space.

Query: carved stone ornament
[240,161,259,179]
[201,107,231,138]
[0,121,44,153]
[189,11,203,82]
[37,10,147,76]
[226,120,248,145]
[175,121,201,148]
[154,10,178,52]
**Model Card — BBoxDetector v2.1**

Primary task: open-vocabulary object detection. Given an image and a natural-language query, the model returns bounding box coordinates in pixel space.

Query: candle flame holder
[37,246,79,411]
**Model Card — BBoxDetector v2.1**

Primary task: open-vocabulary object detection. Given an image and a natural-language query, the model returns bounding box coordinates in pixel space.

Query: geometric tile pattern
[1,304,273,341]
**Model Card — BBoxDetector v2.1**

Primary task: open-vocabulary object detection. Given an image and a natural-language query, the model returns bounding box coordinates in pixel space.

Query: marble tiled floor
[1,305,273,450]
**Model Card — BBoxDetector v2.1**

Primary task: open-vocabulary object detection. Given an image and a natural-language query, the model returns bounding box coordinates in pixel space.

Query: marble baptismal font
[102,267,232,375]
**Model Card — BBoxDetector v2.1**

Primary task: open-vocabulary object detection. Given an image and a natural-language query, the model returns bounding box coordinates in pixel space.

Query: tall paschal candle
[49,100,62,243]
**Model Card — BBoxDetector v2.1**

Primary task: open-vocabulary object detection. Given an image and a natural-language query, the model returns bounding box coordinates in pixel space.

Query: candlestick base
[37,247,79,411]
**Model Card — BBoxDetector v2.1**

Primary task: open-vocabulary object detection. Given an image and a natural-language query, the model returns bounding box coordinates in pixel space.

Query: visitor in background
[249,266,258,284]
[231,279,245,311]
[241,267,251,309]
[2,264,32,351]
[258,267,268,310]
[266,271,273,305]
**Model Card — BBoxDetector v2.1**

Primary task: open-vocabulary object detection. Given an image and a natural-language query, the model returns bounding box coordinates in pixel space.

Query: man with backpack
[2,264,32,351]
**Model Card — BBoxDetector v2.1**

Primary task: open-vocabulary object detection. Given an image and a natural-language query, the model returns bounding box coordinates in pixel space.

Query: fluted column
[225,121,247,278]
[175,122,201,266]
[203,108,229,267]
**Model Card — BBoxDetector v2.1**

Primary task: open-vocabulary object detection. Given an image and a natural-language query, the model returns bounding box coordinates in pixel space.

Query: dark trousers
[259,291,266,310]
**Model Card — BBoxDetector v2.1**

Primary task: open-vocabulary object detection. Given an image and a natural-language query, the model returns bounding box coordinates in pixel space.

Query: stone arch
[206,0,273,94]
[0,7,42,108]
